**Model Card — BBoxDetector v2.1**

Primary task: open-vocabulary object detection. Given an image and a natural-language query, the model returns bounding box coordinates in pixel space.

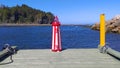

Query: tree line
[0,4,54,24]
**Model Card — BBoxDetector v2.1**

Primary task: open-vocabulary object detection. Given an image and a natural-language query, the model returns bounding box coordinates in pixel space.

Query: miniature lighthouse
[51,16,62,52]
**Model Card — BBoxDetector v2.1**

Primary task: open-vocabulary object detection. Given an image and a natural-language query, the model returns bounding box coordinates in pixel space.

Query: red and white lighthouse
[51,16,62,52]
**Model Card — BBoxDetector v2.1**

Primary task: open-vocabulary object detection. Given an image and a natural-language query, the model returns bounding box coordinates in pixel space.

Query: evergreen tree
[0,4,54,24]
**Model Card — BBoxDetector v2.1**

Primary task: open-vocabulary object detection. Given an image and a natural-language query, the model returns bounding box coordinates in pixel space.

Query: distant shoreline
[0,24,91,27]
[0,24,51,26]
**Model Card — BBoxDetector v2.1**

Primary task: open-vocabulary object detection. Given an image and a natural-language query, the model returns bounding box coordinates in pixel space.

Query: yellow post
[100,14,106,47]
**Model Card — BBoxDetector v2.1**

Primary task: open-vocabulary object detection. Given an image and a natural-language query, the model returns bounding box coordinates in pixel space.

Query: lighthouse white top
[52,16,61,26]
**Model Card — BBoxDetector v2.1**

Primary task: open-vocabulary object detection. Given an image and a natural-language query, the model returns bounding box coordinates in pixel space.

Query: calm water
[0,26,120,52]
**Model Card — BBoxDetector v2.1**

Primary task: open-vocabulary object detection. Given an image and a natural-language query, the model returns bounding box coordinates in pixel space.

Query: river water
[0,26,120,52]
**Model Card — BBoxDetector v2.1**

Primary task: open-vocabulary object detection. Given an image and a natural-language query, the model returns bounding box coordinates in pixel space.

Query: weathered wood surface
[0,49,120,68]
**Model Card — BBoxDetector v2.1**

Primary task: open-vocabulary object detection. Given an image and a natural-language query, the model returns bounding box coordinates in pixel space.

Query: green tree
[0,4,54,24]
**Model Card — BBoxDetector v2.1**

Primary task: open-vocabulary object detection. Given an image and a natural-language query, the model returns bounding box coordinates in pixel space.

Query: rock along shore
[91,15,120,33]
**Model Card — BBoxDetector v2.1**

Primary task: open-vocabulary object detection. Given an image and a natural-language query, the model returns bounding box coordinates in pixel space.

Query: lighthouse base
[51,49,62,52]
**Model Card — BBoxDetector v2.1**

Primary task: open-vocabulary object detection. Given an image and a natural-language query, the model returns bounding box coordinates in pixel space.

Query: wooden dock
[0,49,120,68]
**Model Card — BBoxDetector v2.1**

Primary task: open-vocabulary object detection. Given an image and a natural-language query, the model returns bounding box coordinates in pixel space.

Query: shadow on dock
[108,53,120,60]
[0,60,13,65]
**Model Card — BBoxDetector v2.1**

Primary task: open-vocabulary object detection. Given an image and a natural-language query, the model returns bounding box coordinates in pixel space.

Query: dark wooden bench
[0,46,18,62]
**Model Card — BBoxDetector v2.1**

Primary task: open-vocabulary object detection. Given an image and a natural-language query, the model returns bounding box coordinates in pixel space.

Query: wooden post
[100,14,106,47]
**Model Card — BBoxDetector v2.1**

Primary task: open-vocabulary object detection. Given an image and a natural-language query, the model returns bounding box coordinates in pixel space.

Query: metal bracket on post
[98,44,109,53]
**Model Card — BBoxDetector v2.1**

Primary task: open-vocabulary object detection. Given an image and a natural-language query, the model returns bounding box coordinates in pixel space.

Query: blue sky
[0,0,120,24]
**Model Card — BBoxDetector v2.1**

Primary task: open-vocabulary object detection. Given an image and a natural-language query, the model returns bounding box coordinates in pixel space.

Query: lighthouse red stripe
[58,27,61,51]
[52,26,54,50]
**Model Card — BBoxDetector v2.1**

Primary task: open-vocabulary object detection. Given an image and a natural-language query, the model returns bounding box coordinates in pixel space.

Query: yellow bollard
[100,14,106,47]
